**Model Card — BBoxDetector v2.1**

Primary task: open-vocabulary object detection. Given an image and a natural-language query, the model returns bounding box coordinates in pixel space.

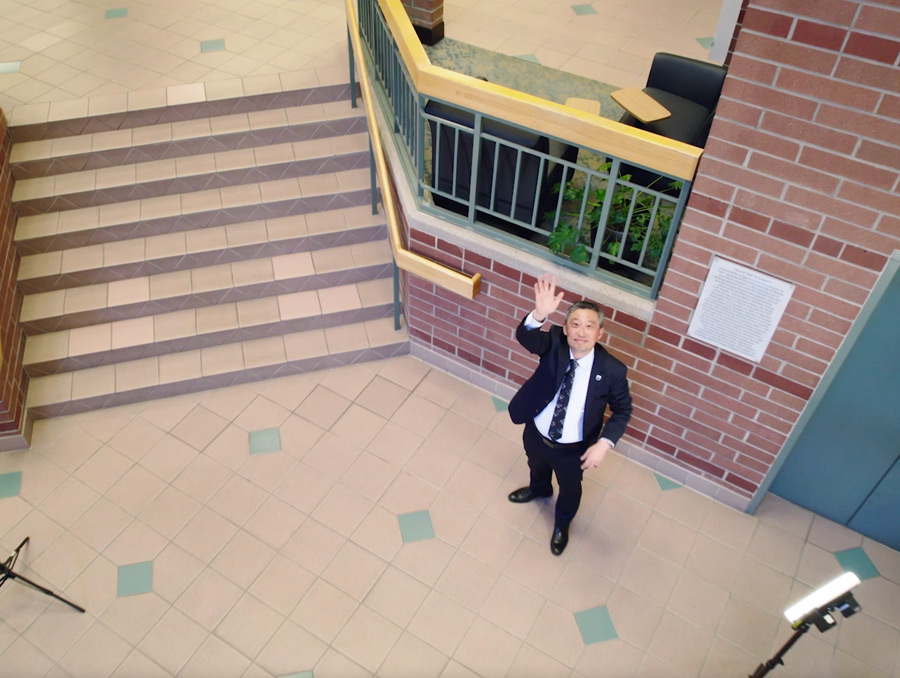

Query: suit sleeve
[597,364,632,444]
[515,314,553,356]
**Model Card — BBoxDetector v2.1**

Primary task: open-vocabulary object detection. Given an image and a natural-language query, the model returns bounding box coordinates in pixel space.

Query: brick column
[401,0,444,45]
[0,110,29,450]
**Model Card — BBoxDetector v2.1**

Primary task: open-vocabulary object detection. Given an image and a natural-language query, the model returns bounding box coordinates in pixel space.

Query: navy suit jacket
[508,315,632,446]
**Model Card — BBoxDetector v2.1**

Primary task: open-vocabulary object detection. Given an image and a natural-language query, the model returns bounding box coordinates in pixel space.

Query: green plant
[544,162,681,270]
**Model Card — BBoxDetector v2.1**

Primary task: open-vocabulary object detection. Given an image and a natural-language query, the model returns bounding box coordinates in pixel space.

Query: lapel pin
[595,374,602,381]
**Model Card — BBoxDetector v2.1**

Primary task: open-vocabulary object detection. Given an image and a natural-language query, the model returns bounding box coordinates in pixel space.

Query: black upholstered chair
[425,100,551,229]
[619,52,727,148]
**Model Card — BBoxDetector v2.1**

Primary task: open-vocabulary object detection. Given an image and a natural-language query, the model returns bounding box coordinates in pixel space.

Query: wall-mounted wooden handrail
[345,0,481,300]
[373,0,703,182]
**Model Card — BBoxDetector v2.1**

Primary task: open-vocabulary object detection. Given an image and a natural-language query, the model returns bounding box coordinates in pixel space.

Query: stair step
[11,133,369,216]
[24,316,409,419]
[14,168,373,254]
[9,100,366,180]
[23,278,394,376]
[19,239,394,334]
[17,205,386,294]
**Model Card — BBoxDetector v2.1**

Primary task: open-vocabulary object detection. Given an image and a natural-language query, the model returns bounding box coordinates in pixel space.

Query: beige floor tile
[250,554,317,617]
[455,616,522,677]
[115,356,159,392]
[100,593,169,647]
[185,225,228,254]
[209,530,277,589]
[637,511,698,566]
[271,251,315,280]
[106,276,150,308]
[747,521,806,576]
[231,258,275,286]
[312,482,374,538]
[200,342,245,376]
[57,620,132,678]
[138,608,208,676]
[68,323,112,356]
[63,283,108,314]
[618,546,681,606]
[140,434,198,483]
[195,303,239,335]
[60,244,103,275]
[256,620,328,677]
[311,245,353,273]
[72,445,132,495]
[111,316,154,349]
[138,485,202,539]
[243,494,305,549]
[731,556,795,617]
[807,514,865,553]
[717,597,782,658]
[701,501,758,552]
[408,590,476,656]
[340,451,397,502]
[291,578,358,643]
[526,600,585,668]
[216,593,285,660]
[391,393,446,438]
[437,550,500,611]
[103,238,146,267]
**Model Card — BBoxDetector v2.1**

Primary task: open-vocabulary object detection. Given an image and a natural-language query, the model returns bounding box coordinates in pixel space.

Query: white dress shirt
[525,312,615,448]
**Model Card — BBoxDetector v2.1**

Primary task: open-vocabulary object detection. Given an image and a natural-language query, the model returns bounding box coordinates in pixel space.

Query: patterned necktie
[548,359,577,441]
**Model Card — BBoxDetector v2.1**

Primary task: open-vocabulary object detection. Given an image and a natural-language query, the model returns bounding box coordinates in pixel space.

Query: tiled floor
[0,0,721,113]
[2,357,900,677]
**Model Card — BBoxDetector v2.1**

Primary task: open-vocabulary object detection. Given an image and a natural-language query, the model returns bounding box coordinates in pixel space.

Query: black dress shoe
[508,486,553,503]
[550,526,569,556]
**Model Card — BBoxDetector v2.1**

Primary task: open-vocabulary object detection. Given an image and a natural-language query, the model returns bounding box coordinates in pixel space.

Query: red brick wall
[402,0,442,31]
[402,0,900,503]
[0,111,28,448]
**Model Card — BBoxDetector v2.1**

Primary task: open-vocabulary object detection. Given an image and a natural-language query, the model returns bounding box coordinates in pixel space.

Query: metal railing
[352,0,705,298]
[344,0,481,308]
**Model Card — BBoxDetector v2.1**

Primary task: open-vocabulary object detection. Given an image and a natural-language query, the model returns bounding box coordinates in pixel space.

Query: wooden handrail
[345,0,481,299]
[373,0,703,182]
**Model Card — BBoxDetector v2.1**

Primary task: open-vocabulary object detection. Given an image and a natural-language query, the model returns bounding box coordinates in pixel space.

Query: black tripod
[749,622,810,677]
[0,537,85,613]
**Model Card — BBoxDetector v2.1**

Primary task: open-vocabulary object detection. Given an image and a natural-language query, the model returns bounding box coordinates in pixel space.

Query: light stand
[0,537,85,613]
[749,572,861,677]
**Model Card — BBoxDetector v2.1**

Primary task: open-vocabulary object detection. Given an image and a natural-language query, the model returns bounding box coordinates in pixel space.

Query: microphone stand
[0,537,85,613]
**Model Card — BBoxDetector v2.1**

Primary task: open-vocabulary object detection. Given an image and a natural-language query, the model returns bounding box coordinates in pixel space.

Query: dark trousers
[523,421,587,528]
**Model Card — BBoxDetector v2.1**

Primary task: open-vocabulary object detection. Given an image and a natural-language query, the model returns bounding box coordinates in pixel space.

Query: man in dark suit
[508,274,632,555]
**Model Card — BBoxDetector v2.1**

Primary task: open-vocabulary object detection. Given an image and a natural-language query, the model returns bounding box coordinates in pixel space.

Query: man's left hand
[580,440,611,470]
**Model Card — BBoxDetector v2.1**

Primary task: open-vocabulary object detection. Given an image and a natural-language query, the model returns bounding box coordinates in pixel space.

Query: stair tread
[11,133,369,203]
[14,167,373,244]
[20,238,393,324]
[23,277,394,366]
[25,317,408,409]
[9,99,364,165]
[18,205,385,282]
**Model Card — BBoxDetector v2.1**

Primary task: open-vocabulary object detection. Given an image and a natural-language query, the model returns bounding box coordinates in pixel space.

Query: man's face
[563,308,604,359]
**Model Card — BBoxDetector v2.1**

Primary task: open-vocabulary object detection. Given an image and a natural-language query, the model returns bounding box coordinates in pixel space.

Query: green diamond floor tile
[654,473,682,491]
[0,61,21,74]
[201,38,226,52]
[574,605,617,644]
[280,672,313,678]
[696,36,714,48]
[571,4,597,15]
[104,8,127,19]
[492,396,508,412]
[249,428,281,455]
[398,510,435,543]
[834,547,879,580]
[516,54,540,64]
[0,471,22,498]
[117,561,153,597]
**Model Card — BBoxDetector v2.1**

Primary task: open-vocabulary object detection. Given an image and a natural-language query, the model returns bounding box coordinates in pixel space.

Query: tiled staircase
[9,85,408,420]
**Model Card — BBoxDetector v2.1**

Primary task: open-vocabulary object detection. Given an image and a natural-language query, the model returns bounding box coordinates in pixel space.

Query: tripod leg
[5,571,85,613]
[1,537,85,613]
